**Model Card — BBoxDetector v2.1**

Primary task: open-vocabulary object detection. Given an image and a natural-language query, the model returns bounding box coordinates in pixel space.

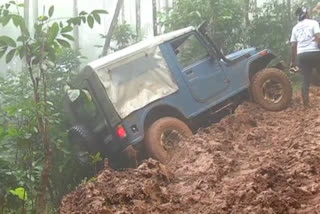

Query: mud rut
[60,88,320,214]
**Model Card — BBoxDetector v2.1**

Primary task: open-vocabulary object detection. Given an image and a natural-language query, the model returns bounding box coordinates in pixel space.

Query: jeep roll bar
[197,21,233,64]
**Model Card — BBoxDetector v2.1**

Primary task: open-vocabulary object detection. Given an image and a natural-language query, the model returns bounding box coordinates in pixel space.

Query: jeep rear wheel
[144,117,193,164]
[69,125,93,166]
[251,68,292,111]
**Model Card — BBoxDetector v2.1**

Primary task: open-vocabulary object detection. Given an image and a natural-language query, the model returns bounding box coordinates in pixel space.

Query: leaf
[0,47,7,58]
[61,33,74,41]
[7,126,18,137]
[48,5,54,17]
[67,89,80,102]
[87,15,94,28]
[17,46,25,59]
[38,16,48,22]
[57,39,71,48]
[0,36,16,47]
[9,187,28,201]
[12,15,24,27]
[48,22,59,43]
[92,10,108,14]
[0,15,11,26]
[92,13,101,24]
[5,49,16,63]
[81,16,86,23]
[79,11,88,16]
[3,9,9,16]
[61,26,73,33]
[48,47,56,62]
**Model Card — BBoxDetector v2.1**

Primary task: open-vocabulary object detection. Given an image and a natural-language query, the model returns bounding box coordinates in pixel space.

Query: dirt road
[60,88,320,214]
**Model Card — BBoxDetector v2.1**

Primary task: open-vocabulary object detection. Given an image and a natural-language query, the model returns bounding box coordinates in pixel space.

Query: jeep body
[65,26,289,166]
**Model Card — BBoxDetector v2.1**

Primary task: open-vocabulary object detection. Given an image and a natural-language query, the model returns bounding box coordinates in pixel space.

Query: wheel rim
[262,79,284,104]
[160,130,183,152]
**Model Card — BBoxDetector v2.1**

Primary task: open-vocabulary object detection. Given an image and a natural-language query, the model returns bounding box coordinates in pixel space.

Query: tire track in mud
[60,88,320,214]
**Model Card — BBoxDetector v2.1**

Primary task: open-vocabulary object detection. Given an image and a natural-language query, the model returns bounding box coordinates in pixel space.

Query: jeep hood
[225,48,257,61]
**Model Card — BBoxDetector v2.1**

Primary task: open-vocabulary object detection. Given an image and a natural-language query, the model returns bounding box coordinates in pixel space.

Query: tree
[102,0,124,56]
[0,2,107,212]
[73,0,80,50]
[135,0,141,37]
[152,0,157,36]
[33,0,38,24]
[24,0,29,28]
[159,0,245,53]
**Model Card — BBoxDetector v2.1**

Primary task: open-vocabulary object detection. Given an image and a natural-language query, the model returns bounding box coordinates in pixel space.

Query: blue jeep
[65,25,292,166]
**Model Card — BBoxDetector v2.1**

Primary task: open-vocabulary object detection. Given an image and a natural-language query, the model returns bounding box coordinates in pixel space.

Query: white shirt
[290,19,320,54]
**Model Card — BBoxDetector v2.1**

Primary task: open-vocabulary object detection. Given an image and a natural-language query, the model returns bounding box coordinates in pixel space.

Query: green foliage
[110,22,137,51]
[90,152,102,165]
[9,187,28,201]
[160,0,320,63]
[0,1,107,213]
[246,0,292,61]
[96,22,138,52]
[159,0,245,53]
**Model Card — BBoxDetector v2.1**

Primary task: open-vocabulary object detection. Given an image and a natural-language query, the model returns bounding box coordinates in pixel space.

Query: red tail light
[116,125,127,139]
[260,50,269,56]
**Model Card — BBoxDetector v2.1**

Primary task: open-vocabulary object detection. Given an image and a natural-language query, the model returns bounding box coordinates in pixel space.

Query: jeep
[65,25,292,167]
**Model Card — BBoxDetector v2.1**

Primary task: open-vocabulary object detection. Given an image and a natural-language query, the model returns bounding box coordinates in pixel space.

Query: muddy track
[60,89,320,214]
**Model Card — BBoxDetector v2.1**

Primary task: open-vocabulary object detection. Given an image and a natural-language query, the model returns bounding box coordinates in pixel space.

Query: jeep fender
[143,104,187,131]
[246,49,282,81]
[122,103,188,145]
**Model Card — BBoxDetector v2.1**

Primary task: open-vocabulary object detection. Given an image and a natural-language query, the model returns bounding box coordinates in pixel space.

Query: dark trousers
[297,51,320,104]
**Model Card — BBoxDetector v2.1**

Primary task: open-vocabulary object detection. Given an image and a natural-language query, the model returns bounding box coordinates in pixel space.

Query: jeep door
[170,33,229,102]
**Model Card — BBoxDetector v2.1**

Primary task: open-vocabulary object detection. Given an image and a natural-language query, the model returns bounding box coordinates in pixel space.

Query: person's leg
[298,53,312,106]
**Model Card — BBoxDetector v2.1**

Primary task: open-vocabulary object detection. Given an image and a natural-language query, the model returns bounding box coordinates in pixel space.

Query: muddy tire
[251,68,292,111]
[69,125,93,166]
[144,117,193,164]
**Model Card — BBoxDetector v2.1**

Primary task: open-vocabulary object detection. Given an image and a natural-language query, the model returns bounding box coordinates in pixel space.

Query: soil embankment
[61,89,320,214]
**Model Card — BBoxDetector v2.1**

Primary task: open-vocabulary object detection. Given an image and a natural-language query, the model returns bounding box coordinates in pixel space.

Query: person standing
[290,7,320,107]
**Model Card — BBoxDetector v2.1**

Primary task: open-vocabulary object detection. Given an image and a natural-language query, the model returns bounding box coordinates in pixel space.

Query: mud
[60,88,320,214]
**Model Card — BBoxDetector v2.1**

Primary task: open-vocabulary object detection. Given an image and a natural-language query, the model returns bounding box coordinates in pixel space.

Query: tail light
[116,125,127,139]
[259,50,269,56]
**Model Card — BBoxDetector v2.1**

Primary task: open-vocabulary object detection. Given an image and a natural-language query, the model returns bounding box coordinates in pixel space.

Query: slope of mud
[60,89,320,214]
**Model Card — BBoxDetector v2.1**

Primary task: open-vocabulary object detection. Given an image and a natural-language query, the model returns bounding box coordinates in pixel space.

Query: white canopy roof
[88,27,195,71]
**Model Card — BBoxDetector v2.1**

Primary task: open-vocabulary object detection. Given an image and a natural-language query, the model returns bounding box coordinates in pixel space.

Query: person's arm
[315,33,320,43]
[314,20,320,43]
[290,28,297,68]
[291,42,298,68]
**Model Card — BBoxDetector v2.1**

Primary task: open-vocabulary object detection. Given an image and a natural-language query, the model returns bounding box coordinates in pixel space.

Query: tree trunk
[287,0,291,22]
[33,0,38,24]
[244,0,250,27]
[73,0,80,50]
[152,0,157,36]
[102,0,124,56]
[24,0,30,29]
[121,3,125,24]
[37,69,52,214]
[164,0,169,16]
[135,0,141,38]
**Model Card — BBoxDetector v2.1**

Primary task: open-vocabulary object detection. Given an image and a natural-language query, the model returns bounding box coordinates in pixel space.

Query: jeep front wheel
[251,68,292,111]
[144,117,193,164]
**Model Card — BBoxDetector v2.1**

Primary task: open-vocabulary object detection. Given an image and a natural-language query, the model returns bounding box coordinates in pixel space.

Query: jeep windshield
[94,46,179,119]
